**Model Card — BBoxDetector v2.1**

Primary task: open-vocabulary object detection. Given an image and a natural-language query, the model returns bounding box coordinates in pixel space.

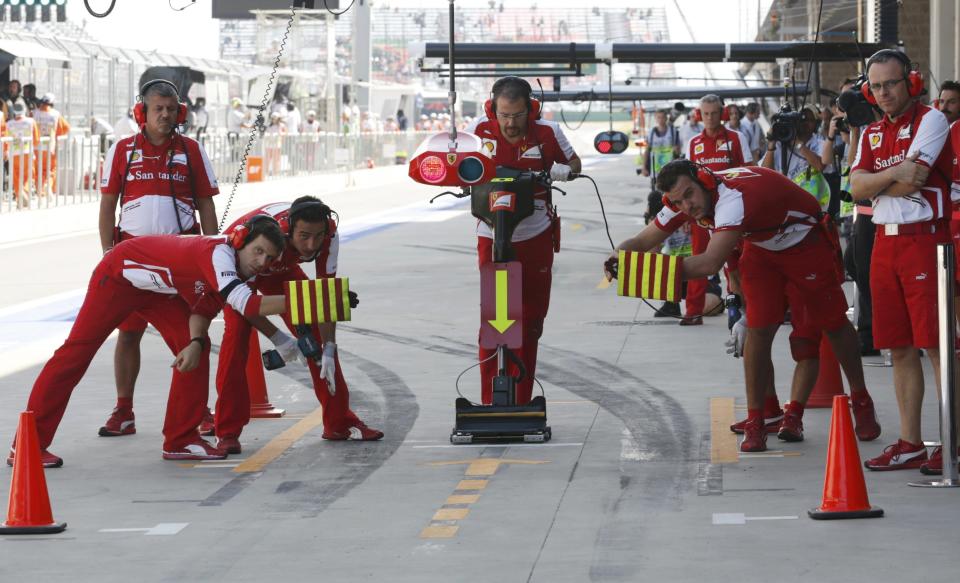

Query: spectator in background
[741,102,762,160]
[677,112,703,152]
[264,111,286,176]
[22,83,38,115]
[396,108,408,131]
[33,93,70,196]
[301,110,321,134]
[4,80,26,119]
[114,107,139,140]
[285,102,301,135]
[193,97,209,141]
[226,98,250,161]
[937,80,960,124]
[5,103,38,205]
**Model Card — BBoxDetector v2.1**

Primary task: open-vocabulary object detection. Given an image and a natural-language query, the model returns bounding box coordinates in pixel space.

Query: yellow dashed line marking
[233,405,325,473]
[710,397,739,464]
[447,494,481,504]
[420,525,459,538]
[570,223,583,231]
[421,458,549,538]
[433,508,470,521]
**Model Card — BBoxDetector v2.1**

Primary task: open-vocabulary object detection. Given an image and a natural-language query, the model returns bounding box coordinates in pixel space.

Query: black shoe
[654,302,681,318]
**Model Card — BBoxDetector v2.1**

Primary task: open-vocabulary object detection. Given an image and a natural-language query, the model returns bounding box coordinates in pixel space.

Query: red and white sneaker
[739,418,767,452]
[7,447,63,468]
[198,408,215,437]
[919,446,960,476]
[162,439,227,461]
[864,439,927,471]
[98,407,136,437]
[322,422,384,441]
[216,437,242,455]
[730,409,784,434]
[850,393,881,441]
[777,407,804,442]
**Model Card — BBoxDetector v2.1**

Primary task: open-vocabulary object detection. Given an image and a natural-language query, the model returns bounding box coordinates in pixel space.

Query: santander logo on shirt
[874,151,906,170]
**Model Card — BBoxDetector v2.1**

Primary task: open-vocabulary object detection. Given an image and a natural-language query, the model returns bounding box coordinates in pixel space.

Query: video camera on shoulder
[770,103,802,143]
[837,78,877,128]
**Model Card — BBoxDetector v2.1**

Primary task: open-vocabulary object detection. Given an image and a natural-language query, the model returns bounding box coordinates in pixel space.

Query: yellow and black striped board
[285,278,351,325]
[616,250,682,302]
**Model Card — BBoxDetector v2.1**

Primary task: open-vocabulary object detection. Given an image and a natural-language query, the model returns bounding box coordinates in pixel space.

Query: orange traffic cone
[247,334,285,418]
[809,395,883,520]
[0,411,66,534]
[806,337,845,408]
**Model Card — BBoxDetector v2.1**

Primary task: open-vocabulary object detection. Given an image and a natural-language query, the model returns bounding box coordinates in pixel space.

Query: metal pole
[910,243,960,487]
[447,0,458,146]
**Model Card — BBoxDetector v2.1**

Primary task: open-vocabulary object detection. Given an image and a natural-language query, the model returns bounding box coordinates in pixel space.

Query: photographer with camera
[761,104,830,210]
[850,49,955,472]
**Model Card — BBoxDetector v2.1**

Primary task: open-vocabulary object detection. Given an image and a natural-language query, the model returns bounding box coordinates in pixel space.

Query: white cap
[40,92,54,104]
[306,110,316,117]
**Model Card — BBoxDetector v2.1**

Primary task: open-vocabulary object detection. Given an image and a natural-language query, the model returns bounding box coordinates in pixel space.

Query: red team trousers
[27,258,210,452]
[215,269,362,438]
[477,227,554,405]
[684,221,710,317]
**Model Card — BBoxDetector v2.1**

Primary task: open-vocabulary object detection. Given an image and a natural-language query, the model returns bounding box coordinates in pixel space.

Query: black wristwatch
[189,336,208,350]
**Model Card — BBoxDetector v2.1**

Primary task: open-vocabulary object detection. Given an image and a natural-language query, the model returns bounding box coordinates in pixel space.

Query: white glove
[549,162,572,182]
[320,341,337,396]
[270,330,302,365]
[725,314,747,358]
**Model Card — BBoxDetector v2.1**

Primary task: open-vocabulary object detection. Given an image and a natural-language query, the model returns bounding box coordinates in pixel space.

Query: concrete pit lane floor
[0,141,957,582]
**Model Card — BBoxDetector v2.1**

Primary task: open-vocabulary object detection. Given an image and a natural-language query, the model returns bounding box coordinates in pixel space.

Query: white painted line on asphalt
[0,228,99,251]
[99,523,189,536]
[411,442,584,449]
[620,428,656,462]
[712,513,799,525]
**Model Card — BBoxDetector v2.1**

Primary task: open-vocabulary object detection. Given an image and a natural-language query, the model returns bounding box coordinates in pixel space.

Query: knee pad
[790,336,819,362]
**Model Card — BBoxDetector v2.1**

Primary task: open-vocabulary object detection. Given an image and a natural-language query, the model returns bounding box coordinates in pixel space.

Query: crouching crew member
[214,197,383,453]
[8,217,288,467]
[607,162,880,452]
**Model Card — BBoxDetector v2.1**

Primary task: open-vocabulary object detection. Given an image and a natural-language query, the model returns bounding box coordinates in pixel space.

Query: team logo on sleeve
[694,143,705,155]
[869,133,883,149]
[481,139,497,156]
[896,125,912,141]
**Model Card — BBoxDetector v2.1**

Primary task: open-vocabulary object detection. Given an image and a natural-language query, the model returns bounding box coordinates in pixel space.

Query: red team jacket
[101,132,219,237]
[685,127,753,170]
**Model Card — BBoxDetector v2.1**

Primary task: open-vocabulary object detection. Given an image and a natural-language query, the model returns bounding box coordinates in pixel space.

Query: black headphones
[491,76,533,113]
[286,199,335,235]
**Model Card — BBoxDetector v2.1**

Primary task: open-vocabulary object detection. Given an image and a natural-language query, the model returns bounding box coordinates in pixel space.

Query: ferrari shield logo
[694,143,705,155]
[869,133,882,149]
[447,153,457,165]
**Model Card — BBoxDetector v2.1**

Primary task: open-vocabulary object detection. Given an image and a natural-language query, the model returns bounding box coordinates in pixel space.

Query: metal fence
[0,130,431,214]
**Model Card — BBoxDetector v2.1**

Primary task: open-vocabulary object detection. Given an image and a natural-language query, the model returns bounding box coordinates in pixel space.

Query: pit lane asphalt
[0,143,956,583]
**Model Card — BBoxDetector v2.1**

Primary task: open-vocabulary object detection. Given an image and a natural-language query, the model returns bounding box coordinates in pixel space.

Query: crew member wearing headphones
[213,197,383,453]
[850,49,956,473]
[681,94,754,326]
[465,76,581,405]
[97,79,221,440]
[8,217,289,467]
[606,162,880,452]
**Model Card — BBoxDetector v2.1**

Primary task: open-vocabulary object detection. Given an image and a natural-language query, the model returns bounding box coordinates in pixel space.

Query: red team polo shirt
[107,235,262,320]
[685,127,754,169]
[226,203,339,280]
[466,113,576,241]
[101,132,220,237]
[653,167,821,249]
[852,102,952,224]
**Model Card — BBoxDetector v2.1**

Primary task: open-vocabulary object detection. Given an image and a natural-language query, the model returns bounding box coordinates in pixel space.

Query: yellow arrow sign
[429,458,549,476]
[488,269,515,334]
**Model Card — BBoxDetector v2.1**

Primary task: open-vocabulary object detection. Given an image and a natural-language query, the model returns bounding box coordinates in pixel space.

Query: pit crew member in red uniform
[97,79,220,438]
[607,161,880,452]
[850,49,956,472]
[465,76,581,405]
[214,197,383,453]
[8,218,288,467]
[682,94,754,326]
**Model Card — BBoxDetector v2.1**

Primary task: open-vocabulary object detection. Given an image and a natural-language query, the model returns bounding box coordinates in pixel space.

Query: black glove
[348,290,359,308]
[604,256,619,280]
